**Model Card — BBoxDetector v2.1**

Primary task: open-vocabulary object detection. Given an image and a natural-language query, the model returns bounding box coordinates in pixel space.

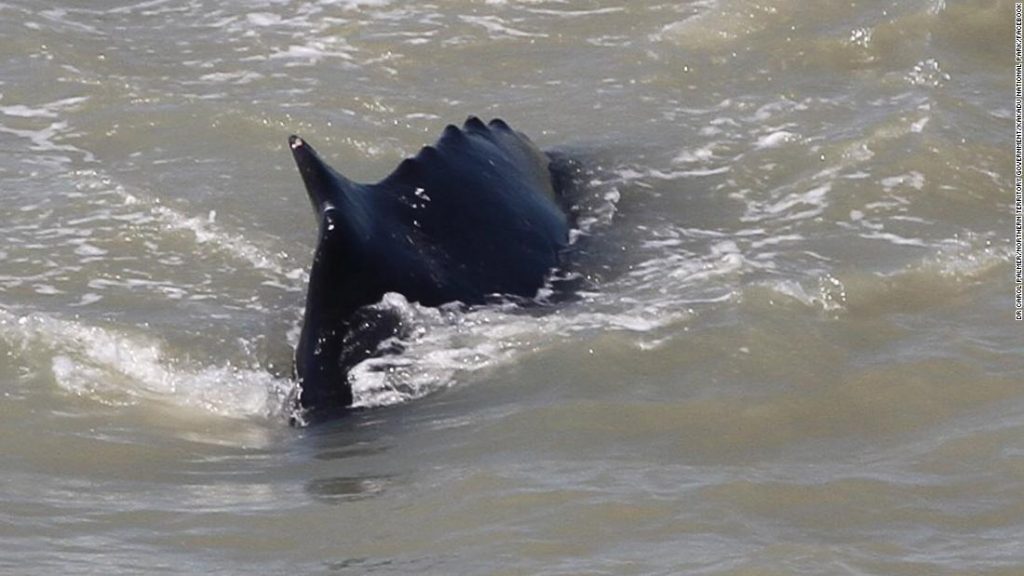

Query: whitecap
[755,130,799,149]
[0,309,290,420]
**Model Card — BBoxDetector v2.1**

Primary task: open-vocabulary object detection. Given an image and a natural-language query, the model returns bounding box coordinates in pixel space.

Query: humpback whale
[288,117,573,420]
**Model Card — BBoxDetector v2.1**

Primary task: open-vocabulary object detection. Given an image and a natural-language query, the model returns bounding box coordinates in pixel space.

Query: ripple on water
[0,308,292,420]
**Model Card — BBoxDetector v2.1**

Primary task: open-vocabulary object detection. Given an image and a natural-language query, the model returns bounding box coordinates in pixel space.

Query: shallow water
[0,0,1019,574]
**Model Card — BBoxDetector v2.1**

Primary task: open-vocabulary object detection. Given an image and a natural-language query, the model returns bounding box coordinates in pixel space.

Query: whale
[287,116,575,421]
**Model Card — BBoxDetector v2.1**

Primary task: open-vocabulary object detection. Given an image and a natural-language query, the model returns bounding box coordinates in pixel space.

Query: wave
[0,307,292,420]
[748,235,1009,316]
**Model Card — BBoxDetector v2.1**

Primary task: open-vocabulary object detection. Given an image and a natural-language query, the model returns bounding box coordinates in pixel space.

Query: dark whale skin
[288,116,571,419]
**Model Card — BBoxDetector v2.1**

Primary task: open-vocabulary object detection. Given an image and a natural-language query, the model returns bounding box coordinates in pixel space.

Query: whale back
[289,117,571,418]
[379,117,568,301]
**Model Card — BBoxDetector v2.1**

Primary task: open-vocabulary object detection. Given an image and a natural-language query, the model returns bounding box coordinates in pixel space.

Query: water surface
[0,0,1018,574]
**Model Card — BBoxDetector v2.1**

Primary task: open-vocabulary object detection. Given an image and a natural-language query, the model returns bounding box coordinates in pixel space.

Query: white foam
[906,59,950,87]
[1,104,59,119]
[880,171,925,192]
[269,42,355,64]
[197,71,265,85]
[861,231,929,247]
[459,15,548,38]
[72,242,106,257]
[146,203,303,284]
[764,274,848,313]
[33,284,62,295]
[755,130,799,149]
[742,183,832,223]
[0,96,88,119]
[651,166,731,179]
[0,120,91,161]
[0,308,290,420]
[246,12,282,27]
[526,6,626,17]
[673,144,717,164]
[750,233,804,249]
[927,236,1008,279]
[343,264,698,409]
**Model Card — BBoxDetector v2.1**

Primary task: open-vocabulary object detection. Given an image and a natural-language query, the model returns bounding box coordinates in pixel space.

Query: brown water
[0,0,1019,574]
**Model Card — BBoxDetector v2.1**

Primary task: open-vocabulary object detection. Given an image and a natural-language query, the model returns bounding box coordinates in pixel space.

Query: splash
[0,308,291,420]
